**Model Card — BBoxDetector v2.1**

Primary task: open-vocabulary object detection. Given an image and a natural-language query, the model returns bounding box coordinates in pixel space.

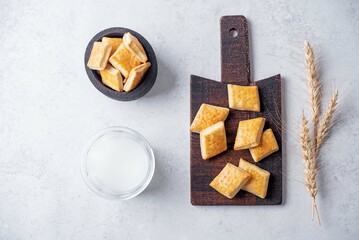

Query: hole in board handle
[229,28,238,38]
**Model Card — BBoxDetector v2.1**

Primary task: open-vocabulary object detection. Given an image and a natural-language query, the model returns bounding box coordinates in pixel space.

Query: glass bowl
[81,126,155,200]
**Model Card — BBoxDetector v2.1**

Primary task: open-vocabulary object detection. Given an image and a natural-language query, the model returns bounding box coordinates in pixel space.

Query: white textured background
[1,0,358,239]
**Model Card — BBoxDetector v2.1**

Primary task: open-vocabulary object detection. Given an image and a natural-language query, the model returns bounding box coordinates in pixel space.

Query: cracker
[123,32,148,63]
[190,104,230,133]
[227,84,260,112]
[99,64,123,92]
[109,43,141,78]
[87,42,112,70]
[123,62,151,92]
[234,117,266,150]
[238,158,270,198]
[210,163,250,199]
[102,37,123,55]
[249,128,279,162]
[200,121,227,160]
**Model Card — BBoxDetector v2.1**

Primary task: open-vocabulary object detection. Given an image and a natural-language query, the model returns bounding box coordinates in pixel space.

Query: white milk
[86,132,149,194]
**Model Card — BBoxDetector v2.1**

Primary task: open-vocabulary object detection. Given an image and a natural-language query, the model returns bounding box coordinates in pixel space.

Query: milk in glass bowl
[81,127,155,200]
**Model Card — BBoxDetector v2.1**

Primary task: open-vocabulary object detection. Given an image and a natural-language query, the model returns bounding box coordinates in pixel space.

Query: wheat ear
[300,113,321,225]
[304,41,321,152]
[317,89,339,148]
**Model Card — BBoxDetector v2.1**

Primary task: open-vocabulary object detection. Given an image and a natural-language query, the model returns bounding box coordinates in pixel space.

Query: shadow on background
[144,57,176,99]
[139,147,168,197]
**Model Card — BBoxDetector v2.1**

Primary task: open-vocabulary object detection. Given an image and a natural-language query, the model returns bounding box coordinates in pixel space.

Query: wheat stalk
[301,41,341,225]
[317,89,339,148]
[300,113,321,225]
[304,41,321,224]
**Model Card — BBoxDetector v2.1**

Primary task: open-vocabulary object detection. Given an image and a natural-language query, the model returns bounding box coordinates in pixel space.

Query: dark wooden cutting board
[190,16,282,205]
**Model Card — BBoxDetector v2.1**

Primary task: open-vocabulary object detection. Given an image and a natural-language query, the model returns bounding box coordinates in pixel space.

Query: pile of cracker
[190,85,279,199]
[87,32,151,92]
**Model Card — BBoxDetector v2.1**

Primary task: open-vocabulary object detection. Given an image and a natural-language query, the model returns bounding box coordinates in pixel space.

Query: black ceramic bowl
[84,27,157,101]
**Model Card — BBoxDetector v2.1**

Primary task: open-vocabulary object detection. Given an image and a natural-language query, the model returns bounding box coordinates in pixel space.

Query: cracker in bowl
[99,64,123,92]
[123,32,148,63]
[109,43,141,78]
[123,62,151,92]
[102,37,123,55]
[87,42,112,70]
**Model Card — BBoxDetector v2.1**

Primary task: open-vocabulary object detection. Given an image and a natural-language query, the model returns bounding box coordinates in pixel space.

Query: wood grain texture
[190,16,282,205]
[221,15,250,85]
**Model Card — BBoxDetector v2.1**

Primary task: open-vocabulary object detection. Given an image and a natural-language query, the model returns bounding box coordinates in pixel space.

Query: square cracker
[238,158,270,198]
[249,128,279,162]
[227,84,260,112]
[109,43,141,78]
[102,37,123,55]
[234,117,266,150]
[200,121,227,160]
[99,64,123,92]
[87,42,112,70]
[123,62,151,92]
[123,32,148,63]
[190,103,229,133]
[210,163,250,199]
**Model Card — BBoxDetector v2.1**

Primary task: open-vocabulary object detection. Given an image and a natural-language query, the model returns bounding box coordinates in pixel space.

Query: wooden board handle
[220,15,251,85]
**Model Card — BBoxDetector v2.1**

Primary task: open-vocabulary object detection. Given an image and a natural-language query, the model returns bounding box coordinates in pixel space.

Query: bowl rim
[84,27,158,101]
[81,126,155,200]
